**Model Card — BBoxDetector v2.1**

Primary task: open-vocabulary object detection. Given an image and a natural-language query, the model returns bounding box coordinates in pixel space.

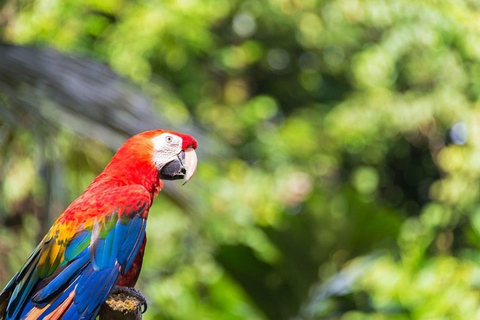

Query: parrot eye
[165,136,173,143]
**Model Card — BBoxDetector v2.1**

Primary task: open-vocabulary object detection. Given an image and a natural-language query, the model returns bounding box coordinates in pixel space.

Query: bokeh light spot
[267,48,290,70]
[232,13,257,38]
[450,122,468,145]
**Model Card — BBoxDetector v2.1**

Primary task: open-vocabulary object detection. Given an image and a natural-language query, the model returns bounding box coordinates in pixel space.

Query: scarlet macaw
[0,129,198,319]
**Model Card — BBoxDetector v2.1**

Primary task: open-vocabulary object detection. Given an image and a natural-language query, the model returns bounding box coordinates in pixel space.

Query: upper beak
[182,147,197,185]
[159,147,198,185]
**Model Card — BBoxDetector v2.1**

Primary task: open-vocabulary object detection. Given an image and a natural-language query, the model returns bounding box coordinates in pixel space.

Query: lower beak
[159,147,198,185]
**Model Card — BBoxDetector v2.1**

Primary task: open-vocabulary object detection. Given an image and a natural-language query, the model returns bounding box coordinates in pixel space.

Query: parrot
[0,129,198,320]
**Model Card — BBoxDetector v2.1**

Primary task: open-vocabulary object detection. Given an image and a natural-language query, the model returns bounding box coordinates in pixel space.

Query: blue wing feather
[73,262,120,316]
[64,230,90,262]
[32,250,90,305]
[118,216,146,270]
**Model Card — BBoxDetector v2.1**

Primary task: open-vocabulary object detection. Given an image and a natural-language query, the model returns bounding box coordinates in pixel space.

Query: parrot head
[101,129,198,192]
[152,131,198,184]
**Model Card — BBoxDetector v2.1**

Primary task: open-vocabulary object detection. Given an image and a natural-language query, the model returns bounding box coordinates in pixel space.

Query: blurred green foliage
[3,0,480,319]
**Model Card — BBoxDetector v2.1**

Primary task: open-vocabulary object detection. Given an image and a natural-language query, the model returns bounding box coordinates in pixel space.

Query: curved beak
[182,147,197,185]
[159,147,198,185]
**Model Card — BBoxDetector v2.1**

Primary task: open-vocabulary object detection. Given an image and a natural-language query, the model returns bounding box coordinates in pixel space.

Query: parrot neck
[85,136,163,198]
[88,156,163,198]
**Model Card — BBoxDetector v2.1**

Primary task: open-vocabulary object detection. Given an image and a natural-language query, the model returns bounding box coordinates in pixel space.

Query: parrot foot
[111,286,148,313]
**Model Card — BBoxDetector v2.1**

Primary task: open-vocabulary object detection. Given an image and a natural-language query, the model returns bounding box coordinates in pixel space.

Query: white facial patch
[151,133,183,169]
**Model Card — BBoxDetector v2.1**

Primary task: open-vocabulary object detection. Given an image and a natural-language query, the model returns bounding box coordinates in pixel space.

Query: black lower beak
[159,151,187,181]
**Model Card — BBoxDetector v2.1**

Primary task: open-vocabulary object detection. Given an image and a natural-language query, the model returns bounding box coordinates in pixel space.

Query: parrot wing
[0,185,151,320]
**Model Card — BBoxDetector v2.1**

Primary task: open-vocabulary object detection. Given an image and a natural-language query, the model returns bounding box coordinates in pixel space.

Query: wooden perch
[99,290,144,320]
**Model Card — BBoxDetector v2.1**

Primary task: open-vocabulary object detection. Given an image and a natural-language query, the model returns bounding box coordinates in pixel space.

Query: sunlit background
[2,0,480,319]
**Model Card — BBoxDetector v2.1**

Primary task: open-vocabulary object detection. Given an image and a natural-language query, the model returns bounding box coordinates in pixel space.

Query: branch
[0,43,227,213]
[0,43,215,152]
[99,291,143,320]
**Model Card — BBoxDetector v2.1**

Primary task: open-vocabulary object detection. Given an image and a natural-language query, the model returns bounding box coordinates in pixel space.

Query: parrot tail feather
[24,289,75,320]
[0,242,43,320]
